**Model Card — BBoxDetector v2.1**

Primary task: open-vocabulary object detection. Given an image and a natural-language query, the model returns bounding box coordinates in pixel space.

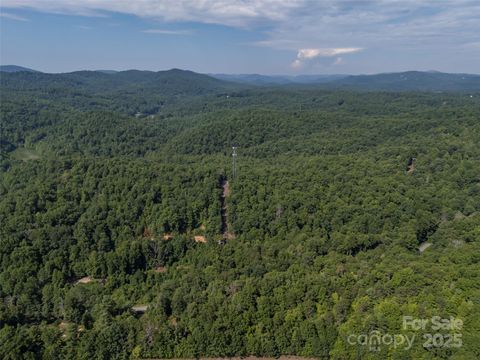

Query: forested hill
[0,71,479,359]
[328,71,480,92]
[0,69,242,115]
[213,71,480,91]
[0,65,39,73]
[0,68,239,101]
[61,68,236,93]
[211,73,346,85]
[3,66,480,92]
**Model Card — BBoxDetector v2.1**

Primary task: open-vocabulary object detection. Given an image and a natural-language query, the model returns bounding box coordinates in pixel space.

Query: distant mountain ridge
[1,68,238,96]
[95,70,119,74]
[212,71,480,91]
[0,65,39,73]
[211,73,347,85]
[330,71,480,92]
[1,65,479,92]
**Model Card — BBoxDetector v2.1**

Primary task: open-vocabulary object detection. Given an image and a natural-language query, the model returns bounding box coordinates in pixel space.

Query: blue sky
[1,1,479,74]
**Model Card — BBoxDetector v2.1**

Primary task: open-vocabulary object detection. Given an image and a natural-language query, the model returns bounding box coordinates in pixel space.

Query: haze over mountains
[213,71,480,92]
[211,73,347,85]
[1,65,480,92]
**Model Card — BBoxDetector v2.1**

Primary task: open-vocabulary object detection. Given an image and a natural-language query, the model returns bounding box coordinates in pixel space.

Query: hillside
[0,69,241,115]
[211,73,346,85]
[0,72,479,359]
[1,68,236,94]
[329,71,480,91]
[0,65,39,73]
[4,66,480,92]
[213,71,480,91]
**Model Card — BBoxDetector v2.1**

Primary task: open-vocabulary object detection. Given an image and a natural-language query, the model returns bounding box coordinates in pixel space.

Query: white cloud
[2,1,478,46]
[292,47,362,68]
[0,11,28,21]
[0,0,304,27]
[1,0,479,72]
[142,29,192,35]
[297,48,362,59]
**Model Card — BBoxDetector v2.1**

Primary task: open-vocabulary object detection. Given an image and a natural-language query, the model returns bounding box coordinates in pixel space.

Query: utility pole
[232,146,237,179]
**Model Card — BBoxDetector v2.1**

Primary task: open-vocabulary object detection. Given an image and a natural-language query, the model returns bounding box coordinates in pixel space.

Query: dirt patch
[222,180,230,197]
[58,321,85,338]
[132,305,148,313]
[143,228,154,239]
[58,321,69,330]
[75,276,106,285]
[162,233,173,241]
[220,178,235,241]
[154,266,167,273]
[406,157,416,174]
[194,235,207,243]
[169,316,177,327]
[419,242,432,252]
[76,276,93,285]
[224,232,235,240]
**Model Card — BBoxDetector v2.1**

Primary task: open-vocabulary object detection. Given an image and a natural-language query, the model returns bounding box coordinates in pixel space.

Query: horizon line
[1,65,480,76]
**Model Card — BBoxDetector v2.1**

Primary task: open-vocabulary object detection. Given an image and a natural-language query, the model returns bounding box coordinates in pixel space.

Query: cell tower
[232,146,237,179]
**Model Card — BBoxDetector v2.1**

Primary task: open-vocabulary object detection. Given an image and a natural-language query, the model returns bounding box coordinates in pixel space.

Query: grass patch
[11,148,41,161]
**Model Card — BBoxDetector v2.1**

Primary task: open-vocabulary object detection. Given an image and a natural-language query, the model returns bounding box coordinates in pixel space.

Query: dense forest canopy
[0,70,479,359]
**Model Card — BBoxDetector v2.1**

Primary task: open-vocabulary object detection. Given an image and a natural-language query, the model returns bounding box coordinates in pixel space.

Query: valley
[0,69,479,359]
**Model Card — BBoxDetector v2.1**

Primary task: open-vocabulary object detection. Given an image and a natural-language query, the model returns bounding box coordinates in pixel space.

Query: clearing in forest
[12,148,41,161]
[194,235,207,243]
[76,276,93,285]
[418,242,432,252]
[221,178,235,240]
[406,157,416,174]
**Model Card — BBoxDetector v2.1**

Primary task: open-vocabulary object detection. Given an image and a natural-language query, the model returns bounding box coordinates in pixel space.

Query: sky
[0,0,479,74]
